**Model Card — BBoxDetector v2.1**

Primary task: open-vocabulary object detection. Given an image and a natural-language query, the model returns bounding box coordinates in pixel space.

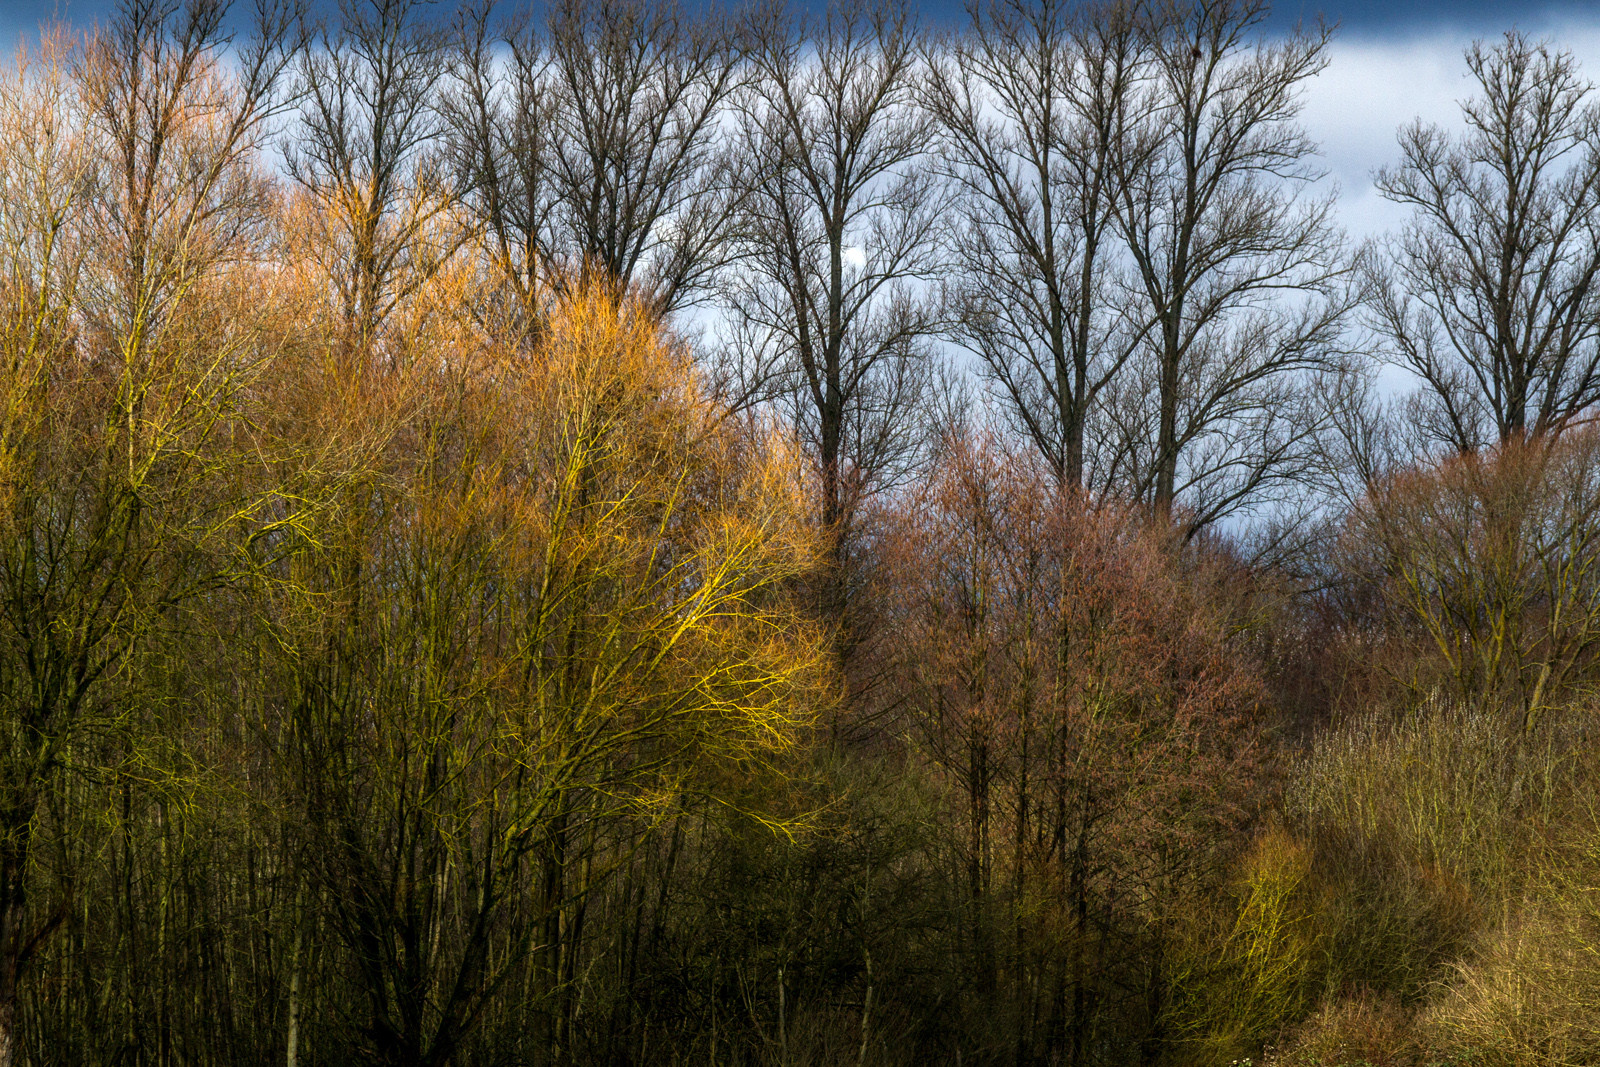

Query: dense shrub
[1424,809,1600,1067]
[1331,432,1600,728]
[1265,990,1427,1067]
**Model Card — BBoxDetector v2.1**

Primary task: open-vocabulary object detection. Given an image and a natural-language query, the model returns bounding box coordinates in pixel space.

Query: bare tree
[546,0,745,314]
[0,38,95,1067]
[1372,32,1600,454]
[924,0,1147,490]
[287,0,461,349]
[1345,430,1600,733]
[446,0,744,325]
[78,0,300,340]
[1110,0,1350,532]
[732,0,943,662]
[444,2,561,332]
[0,3,297,1061]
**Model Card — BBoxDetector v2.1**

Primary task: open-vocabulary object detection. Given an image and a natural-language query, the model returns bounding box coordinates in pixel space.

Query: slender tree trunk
[286,896,304,1067]
[0,800,35,1067]
[1155,334,1180,520]
[1068,818,1090,1067]
[1139,939,1164,1066]
[857,948,873,1067]
[0,945,16,1067]
[542,811,568,1066]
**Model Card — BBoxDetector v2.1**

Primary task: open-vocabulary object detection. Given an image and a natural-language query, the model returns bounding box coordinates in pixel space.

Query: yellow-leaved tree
[253,280,826,1066]
[0,9,295,1061]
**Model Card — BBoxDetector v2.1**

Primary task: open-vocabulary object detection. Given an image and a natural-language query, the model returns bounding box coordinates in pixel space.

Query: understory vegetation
[2,0,1600,1064]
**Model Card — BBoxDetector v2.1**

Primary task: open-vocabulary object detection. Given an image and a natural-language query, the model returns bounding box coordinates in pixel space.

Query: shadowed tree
[446,0,745,327]
[443,1,562,334]
[886,427,1269,1064]
[545,0,745,314]
[732,0,943,681]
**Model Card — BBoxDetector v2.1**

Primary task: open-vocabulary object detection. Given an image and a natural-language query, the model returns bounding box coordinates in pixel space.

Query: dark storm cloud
[4,0,1596,37]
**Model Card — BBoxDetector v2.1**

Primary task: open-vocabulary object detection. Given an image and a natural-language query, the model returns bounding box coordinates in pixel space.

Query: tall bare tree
[0,37,95,1067]
[1371,32,1600,453]
[446,0,744,325]
[444,2,561,332]
[78,0,299,340]
[287,0,461,349]
[1110,0,1349,531]
[925,0,1147,490]
[732,0,943,665]
[545,0,745,314]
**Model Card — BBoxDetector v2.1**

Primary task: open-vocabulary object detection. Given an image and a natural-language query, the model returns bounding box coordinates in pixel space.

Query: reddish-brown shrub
[874,426,1274,1058]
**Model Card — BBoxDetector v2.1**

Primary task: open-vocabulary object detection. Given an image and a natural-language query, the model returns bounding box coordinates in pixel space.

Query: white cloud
[1302,23,1600,242]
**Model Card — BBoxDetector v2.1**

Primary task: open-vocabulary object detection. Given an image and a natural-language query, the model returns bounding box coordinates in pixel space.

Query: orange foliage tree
[247,280,826,1065]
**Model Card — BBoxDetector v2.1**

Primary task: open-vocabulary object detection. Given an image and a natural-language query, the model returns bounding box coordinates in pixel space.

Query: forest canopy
[1,1,1599,1065]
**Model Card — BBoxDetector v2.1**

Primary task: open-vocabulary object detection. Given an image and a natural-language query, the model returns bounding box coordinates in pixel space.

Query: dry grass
[1180,701,1600,1067]
[1285,700,1577,898]
[1423,814,1600,1067]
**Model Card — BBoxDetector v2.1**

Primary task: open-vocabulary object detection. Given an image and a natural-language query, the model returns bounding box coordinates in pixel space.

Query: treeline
[2,0,1600,1065]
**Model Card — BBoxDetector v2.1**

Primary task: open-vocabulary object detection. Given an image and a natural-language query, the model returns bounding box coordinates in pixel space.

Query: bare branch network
[0,0,1596,1065]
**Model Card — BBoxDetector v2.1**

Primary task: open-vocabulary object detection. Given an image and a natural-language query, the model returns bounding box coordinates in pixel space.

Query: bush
[1166,827,1323,1064]
[1286,700,1584,912]
[1264,989,1427,1067]
[1334,432,1600,730]
[1171,700,1600,1066]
